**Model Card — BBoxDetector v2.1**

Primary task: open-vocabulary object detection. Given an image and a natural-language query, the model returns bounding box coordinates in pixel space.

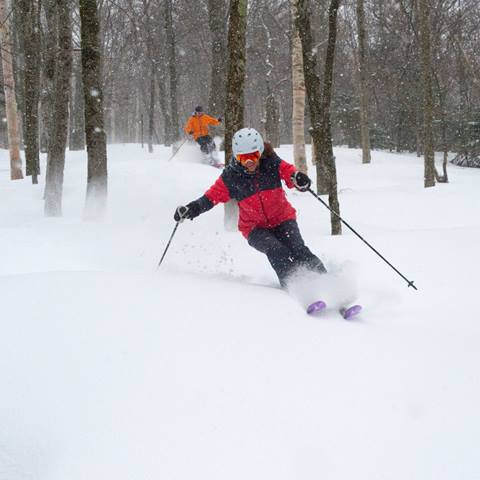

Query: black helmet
[194,105,203,113]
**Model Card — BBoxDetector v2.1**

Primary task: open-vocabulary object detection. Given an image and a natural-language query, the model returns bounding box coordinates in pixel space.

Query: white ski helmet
[232,128,264,157]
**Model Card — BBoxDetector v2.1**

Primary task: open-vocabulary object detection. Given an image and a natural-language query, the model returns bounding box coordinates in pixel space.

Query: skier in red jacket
[174,127,326,287]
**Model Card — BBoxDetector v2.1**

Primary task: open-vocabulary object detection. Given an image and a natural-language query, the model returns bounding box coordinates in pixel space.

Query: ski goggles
[236,151,261,167]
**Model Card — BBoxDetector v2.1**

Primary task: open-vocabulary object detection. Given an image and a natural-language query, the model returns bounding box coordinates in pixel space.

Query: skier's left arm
[204,115,221,126]
[279,160,311,192]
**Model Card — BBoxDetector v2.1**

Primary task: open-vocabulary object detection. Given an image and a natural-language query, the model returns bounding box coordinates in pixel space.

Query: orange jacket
[184,114,221,140]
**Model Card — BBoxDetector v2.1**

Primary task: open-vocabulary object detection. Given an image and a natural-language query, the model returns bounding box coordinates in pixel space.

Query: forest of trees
[1,0,479,219]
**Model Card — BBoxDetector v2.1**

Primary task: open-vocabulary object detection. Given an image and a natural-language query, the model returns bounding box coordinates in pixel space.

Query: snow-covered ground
[1,143,479,480]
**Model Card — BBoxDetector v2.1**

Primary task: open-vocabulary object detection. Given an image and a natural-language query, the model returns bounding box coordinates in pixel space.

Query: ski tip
[340,304,362,320]
[307,300,327,315]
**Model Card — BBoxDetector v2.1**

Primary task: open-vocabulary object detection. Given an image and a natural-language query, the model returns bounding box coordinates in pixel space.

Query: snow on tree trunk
[290,0,307,174]
[79,0,108,218]
[44,0,72,216]
[0,0,23,180]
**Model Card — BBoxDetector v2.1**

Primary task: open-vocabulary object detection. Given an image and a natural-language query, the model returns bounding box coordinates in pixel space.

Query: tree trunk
[44,0,72,216]
[320,0,342,234]
[224,0,247,230]
[356,0,371,164]
[0,0,23,180]
[18,0,41,183]
[148,61,155,153]
[224,0,247,164]
[296,0,342,235]
[165,0,179,142]
[39,0,57,154]
[290,0,307,173]
[419,0,435,188]
[262,12,279,147]
[295,0,328,193]
[208,0,228,116]
[157,71,172,146]
[69,51,86,150]
[79,0,108,218]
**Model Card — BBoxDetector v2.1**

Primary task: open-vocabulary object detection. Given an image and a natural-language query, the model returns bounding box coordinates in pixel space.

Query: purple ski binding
[306,300,327,315]
[340,304,362,320]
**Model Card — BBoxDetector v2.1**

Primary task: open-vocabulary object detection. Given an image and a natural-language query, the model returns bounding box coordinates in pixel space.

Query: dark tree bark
[224,0,247,230]
[69,51,86,151]
[296,0,342,235]
[79,0,108,217]
[419,0,435,187]
[0,0,23,180]
[295,0,327,192]
[224,0,248,164]
[207,0,228,116]
[44,0,72,216]
[39,0,57,154]
[18,0,41,183]
[165,0,179,142]
[262,12,280,147]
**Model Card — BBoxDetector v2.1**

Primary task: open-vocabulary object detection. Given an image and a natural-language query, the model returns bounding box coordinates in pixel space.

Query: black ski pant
[196,135,215,154]
[248,219,327,287]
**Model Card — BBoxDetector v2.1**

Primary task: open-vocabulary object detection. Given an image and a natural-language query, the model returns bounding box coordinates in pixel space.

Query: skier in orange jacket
[184,106,222,164]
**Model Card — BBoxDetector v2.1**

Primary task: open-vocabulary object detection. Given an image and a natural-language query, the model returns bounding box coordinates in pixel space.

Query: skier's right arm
[184,117,194,137]
[174,176,231,222]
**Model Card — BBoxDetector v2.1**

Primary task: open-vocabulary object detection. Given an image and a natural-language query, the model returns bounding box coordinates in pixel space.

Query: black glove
[291,171,311,192]
[173,201,201,222]
[188,131,194,136]
[217,117,222,123]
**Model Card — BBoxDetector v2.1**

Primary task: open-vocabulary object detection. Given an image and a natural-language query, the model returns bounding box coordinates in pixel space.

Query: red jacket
[200,149,297,238]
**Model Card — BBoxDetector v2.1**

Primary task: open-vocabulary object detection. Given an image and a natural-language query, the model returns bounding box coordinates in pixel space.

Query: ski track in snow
[1,144,480,480]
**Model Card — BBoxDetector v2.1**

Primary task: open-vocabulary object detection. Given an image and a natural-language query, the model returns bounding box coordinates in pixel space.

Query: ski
[307,300,363,320]
[306,300,327,315]
[339,304,362,320]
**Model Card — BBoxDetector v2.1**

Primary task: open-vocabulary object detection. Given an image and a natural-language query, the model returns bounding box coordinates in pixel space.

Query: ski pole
[157,221,180,268]
[307,188,418,290]
[168,138,188,162]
